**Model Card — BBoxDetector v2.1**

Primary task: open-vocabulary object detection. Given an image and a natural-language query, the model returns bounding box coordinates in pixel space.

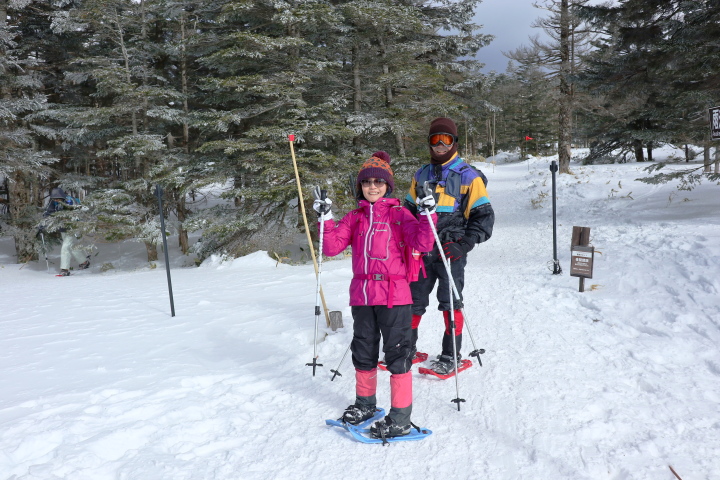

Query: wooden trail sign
[570,226,594,292]
[711,106,720,141]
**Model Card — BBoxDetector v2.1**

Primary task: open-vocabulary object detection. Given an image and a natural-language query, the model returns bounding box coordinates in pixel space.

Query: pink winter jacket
[320,197,436,307]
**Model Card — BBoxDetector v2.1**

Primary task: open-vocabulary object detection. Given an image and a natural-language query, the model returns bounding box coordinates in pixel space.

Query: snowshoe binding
[370,416,411,439]
[341,404,377,425]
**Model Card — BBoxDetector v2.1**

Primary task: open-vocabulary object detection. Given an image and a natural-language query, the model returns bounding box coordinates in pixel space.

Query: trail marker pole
[550,161,562,275]
[155,185,175,317]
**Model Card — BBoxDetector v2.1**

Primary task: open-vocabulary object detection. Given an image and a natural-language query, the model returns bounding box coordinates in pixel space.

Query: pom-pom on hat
[356,151,394,198]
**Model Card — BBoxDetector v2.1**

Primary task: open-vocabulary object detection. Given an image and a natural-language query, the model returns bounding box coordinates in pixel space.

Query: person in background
[315,151,436,439]
[404,117,495,375]
[43,187,90,276]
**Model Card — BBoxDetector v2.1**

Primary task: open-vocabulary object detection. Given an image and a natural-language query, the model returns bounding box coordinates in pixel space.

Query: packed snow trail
[1,153,719,479]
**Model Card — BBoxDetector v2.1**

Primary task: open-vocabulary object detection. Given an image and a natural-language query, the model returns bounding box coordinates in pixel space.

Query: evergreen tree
[0,0,73,260]
[38,0,196,261]
[2,0,496,262]
[508,0,593,172]
[577,0,720,179]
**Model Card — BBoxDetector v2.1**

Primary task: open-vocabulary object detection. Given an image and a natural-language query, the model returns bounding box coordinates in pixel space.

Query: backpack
[64,195,81,206]
[390,206,426,283]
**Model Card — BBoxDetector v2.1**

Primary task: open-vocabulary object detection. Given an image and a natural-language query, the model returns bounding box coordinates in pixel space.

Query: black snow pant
[351,305,413,426]
[351,304,413,374]
[410,250,467,314]
[410,250,467,356]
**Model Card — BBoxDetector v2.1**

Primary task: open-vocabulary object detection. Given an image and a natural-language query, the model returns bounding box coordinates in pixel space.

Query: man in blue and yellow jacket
[404,117,495,375]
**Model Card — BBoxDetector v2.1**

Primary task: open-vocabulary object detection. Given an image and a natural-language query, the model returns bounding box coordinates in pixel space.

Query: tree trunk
[352,45,362,150]
[8,172,38,261]
[377,35,405,158]
[703,138,711,173]
[557,0,572,174]
[646,142,653,162]
[177,193,189,254]
[145,241,158,262]
[633,139,644,162]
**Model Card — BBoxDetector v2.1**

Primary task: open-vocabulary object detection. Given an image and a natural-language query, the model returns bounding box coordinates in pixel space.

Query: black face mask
[429,143,458,165]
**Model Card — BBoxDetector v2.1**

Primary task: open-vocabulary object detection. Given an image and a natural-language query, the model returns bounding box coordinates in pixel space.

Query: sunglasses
[360,178,388,187]
[428,133,456,147]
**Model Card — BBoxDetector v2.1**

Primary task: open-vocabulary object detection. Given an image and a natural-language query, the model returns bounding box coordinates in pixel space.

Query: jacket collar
[358,197,401,212]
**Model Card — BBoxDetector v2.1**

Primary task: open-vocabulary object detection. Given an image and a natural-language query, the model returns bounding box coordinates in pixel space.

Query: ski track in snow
[1,153,719,479]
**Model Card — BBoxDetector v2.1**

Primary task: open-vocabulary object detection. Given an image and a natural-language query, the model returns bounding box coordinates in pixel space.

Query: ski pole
[307,188,327,376]
[422,182,464,410]
[458,307,485,366]
[330,343,352,381]
[289,134,332,327]
[39,232,49,271]
[420,182,485,367]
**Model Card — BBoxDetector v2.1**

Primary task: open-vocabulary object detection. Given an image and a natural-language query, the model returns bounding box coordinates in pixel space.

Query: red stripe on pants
[443,309,464,335]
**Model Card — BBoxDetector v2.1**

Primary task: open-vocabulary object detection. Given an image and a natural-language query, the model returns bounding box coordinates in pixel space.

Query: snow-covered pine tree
[505,0,594,172]
[39,0,198,261]
[182,0,349,260]
[577,0,720,177]
[492,51,557,157]
[0,0,62,261]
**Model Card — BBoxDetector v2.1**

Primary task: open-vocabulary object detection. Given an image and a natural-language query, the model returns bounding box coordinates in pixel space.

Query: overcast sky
[473,0,550,72]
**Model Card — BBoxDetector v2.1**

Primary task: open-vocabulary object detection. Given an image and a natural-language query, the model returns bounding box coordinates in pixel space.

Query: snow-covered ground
[1,148,719,480]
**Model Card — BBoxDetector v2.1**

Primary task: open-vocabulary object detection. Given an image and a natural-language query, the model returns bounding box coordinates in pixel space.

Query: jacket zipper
[362,203,374,305]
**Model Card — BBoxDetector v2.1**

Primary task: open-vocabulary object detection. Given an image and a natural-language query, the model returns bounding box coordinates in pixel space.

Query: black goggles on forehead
[428,133,457,147]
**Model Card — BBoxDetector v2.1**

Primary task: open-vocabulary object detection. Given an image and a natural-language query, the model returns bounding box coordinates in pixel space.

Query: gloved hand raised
[415,194,436,216]
[312,186,333,221]
[442,239,473,263]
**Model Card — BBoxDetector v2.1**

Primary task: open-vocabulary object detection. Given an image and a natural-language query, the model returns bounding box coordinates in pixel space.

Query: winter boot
[78,256,90,270]
[59,269,71,276]
[341,404,376,425]
[430,353,461,376]
[370,416,411,439]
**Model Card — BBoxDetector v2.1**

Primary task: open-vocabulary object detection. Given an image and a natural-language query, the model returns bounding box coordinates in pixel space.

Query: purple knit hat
[356,151,394,198]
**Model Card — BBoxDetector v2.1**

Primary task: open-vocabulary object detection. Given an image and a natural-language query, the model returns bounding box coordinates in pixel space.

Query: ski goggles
[360,178,388,187]
[428,133,456,147]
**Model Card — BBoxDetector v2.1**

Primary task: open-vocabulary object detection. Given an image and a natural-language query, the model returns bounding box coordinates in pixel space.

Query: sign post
[710,106,720,140]
[570,226,593,292]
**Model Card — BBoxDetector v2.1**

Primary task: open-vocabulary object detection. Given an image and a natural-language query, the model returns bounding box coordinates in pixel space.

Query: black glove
[442,239,473,263]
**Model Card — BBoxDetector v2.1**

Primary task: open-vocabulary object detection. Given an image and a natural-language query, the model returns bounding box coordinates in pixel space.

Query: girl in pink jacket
[314,151,437,438]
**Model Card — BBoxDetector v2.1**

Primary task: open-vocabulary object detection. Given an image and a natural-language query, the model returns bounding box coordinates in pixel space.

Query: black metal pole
[550,161,562,275]
[155,185,176,317]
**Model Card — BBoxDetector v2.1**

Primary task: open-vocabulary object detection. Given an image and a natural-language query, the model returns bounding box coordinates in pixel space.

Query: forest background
[1,0,719,264]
